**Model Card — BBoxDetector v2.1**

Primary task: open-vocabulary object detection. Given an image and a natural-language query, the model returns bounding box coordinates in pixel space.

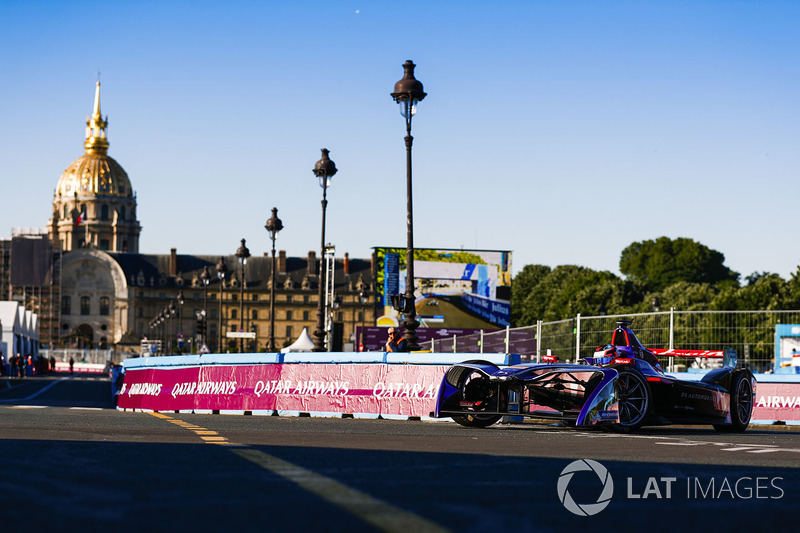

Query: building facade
[1,82,375,354]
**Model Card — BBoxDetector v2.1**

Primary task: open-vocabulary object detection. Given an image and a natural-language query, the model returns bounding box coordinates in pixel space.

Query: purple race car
[435,320,755,432]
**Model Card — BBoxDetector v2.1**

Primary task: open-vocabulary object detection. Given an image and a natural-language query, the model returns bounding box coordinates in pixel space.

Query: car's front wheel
[714,373,753,433]
[613,369,651,432]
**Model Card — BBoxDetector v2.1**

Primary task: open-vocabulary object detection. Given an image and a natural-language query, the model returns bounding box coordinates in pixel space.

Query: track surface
[1,376,798,531]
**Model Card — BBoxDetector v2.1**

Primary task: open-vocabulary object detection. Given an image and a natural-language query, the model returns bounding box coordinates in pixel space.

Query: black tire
[613,369,651,432]
[714,373,754,433]
[452,413,502,428]
[451,361,502,429]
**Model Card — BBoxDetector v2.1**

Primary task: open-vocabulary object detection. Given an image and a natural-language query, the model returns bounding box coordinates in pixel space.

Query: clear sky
[2,1,798,281]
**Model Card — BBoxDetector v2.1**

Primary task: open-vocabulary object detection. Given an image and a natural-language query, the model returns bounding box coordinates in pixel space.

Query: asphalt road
[1,376,798,532]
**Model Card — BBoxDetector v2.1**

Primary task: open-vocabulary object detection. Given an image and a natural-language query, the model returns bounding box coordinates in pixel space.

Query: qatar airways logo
[557,459,784,516]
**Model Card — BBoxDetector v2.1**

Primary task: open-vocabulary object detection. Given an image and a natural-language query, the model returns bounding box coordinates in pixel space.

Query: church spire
[84,81,109,155]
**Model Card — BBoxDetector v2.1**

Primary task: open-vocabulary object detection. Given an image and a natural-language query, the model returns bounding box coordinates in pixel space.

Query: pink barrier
[117,363,449,418]
[753,382,800,422]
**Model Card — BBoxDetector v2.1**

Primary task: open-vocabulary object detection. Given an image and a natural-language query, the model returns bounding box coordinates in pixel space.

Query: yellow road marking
[231,448,448,533]
[146,412,447,532]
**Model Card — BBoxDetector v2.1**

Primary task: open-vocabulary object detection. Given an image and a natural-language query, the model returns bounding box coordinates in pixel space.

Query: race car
[435,320,755,432]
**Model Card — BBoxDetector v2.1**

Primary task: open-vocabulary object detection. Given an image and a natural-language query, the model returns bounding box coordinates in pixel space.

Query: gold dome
[56,153,132,197]
[54,82,133,198]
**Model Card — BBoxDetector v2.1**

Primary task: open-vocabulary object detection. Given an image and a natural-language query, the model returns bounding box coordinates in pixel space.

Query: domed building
[2,82,376,358]
[48,81,141,253]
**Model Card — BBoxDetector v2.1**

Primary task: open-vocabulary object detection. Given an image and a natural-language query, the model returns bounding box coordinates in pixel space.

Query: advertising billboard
[373,247,511,329]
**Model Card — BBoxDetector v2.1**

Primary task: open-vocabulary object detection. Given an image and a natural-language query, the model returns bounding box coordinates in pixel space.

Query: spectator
[384,327,409,353]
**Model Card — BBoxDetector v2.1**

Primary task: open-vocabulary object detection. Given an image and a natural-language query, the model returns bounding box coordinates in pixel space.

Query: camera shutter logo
[557,459,614,516]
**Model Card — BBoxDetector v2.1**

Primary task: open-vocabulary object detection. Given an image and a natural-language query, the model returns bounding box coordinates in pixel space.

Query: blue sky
[2,1,798,281]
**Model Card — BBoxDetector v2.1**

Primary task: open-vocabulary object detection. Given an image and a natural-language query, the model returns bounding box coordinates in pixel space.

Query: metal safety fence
[418,309,800,373]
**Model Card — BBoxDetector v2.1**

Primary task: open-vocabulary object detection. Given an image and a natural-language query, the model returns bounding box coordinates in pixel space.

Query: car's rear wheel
[452,413,503,428]
[714,373,753,433]
[451,361,502,429]
[613,369,650,432]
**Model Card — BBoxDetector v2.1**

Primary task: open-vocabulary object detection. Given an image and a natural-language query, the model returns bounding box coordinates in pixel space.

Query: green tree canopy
[619,237,739,292]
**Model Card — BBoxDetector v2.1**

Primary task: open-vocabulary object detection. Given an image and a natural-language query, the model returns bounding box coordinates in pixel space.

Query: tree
[619,237,739,292]
[510,264,550,326]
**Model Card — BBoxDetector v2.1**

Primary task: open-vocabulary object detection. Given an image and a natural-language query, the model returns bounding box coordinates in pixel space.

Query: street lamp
[236,238,251,353]
[199,266,210,348]
[265,207,283,352]
[312,148,337,352]
[216,256,227,352]
[391,59,427,350]
[176,290,184,354]
[359,290,368,351]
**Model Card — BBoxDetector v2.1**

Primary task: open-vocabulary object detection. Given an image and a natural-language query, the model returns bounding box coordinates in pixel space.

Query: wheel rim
[737,378,753,423]
[618,373,648,427]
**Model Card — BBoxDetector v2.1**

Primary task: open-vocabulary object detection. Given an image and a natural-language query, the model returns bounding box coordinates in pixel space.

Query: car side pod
[575,367,619,426]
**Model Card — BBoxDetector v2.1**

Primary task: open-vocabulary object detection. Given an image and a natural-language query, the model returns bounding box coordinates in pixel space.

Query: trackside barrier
[117,352,521,419]
[118,353,800,425]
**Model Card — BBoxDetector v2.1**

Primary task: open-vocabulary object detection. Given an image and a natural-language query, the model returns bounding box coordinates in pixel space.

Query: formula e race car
[435,321,755,432]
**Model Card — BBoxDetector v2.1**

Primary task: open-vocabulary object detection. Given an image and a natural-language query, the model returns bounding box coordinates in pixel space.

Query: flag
[76,208,86,226]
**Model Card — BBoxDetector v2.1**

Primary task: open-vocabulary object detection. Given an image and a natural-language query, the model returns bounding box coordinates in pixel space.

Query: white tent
[280,327,315,353]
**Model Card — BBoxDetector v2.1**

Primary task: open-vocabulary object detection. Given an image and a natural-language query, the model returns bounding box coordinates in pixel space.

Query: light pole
[359,290,368,351]
[391,60,426,350]
[216,256,227,352]
[176,290,184,354]
[312,148,337,352]
[265,207,283,352]
[199,266,210,348]
[236,238,250,353]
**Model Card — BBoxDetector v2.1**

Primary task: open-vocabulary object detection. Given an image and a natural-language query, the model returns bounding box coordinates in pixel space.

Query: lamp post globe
[235,238,251,353]
[312,148,337,352]
[265,207,283,352]
[390,60,426,350]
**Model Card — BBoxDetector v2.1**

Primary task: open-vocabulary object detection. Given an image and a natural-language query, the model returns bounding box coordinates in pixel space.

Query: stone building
[1,82,376,354]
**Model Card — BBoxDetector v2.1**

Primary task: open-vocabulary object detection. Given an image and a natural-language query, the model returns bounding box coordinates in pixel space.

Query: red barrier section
[117,363,449,418]
[753,382,800,422]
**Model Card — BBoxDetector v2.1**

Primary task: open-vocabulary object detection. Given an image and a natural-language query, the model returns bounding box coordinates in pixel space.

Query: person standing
[384,328,409,353]
[17,354,25,378]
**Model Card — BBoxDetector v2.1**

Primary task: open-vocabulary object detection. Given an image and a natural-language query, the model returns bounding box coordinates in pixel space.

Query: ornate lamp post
[216,256,227,352]
[359,290,368,351]
[390,60,427,350]
[236,238,251,353]
[176,290,184,354]
[265,207,284,352]
[199,266,211,347]
[166,302,175,354]
[312,148,337,352]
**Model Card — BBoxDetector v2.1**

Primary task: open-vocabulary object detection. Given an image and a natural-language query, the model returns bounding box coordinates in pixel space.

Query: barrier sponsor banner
[117,363,449,417]
[753,382,800,421]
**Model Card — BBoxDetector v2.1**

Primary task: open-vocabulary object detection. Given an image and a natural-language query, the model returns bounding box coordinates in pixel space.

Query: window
[80,296,91,315]
[61,296,71,315]
[100,297,110,316]
[285,326,293,339]
[210,308,218,319]
[252,294,258,301]
[337,312,343,322]
[101,205,109,220]
[303,311,309,321]
[99,239,109,250]
[251,309,258,320]
[286,310,292,320]
[231,309,238,319]
[286,294,293,303]
[120,206,126,220]
[303,295,309,303]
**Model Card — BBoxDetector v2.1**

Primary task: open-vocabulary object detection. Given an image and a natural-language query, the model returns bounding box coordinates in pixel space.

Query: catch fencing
[418,309,800,373]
